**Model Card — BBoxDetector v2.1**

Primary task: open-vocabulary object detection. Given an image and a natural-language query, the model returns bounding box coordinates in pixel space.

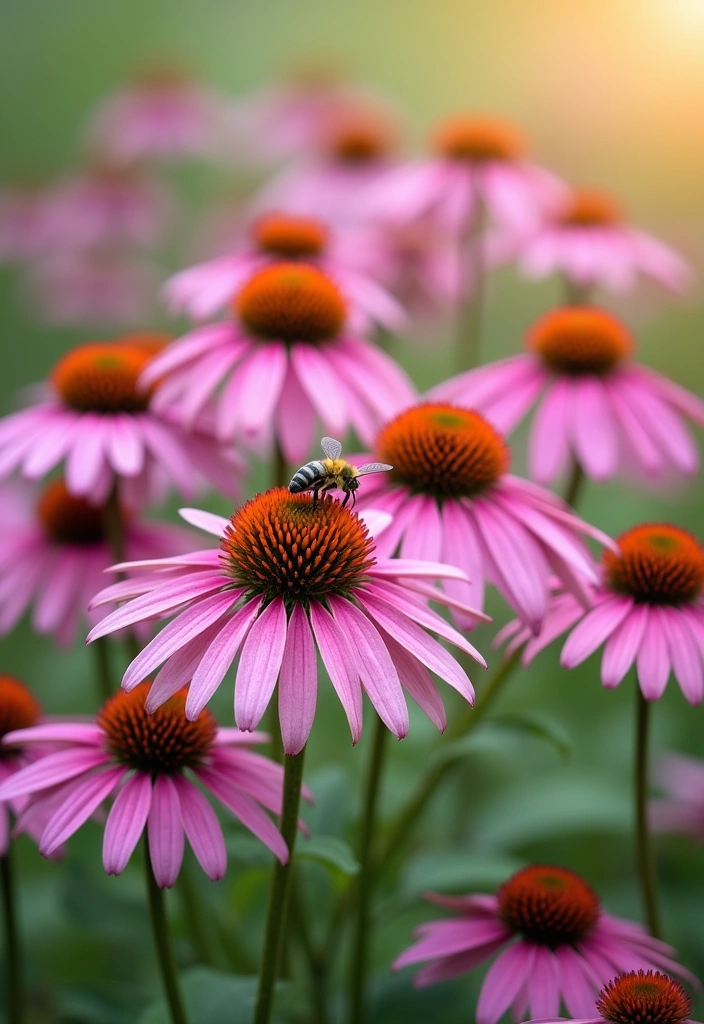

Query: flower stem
[177,858,227,970]
[454,202,486,374]
[92,636,115,701]
[348,717,388,1024]
[253,747,307,1024]
[144,836,188,1024]
[1,848,23,1024]
[563,460,585,509]
[634,688,662,939]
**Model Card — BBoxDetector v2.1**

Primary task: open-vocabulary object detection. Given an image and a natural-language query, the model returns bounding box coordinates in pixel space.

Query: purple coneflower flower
[353,402,614,632]
[0,336,245,507]
[87,489,487,754]
[0,682,296,885]
[650,753,704,841]
[394,865,698,1024]
[0,182,62,264]
[433,308,704,486]
[0,675,43,854]
[497,523,704,706]
[143,262,416,460]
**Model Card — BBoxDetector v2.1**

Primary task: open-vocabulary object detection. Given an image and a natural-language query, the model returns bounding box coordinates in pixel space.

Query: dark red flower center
[98,684,216,774]
[558,189,623,227]
[52,341,155,413]
[252,213,328,259]
[497,865,600,946]
[376,403,510,499]
[36,479,112,546]
[234,263,347,344]
[0,676,41,748]
[433,115,525,162]
[527,307,633,376]
[604,524,704,605]
[221,488,374,603]
[596,971,692,1024]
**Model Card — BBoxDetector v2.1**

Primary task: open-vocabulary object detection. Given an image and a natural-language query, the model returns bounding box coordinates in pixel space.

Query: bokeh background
[1,1,703,1021]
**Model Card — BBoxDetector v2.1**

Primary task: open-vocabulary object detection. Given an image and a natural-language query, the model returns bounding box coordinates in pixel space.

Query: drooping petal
[561,597,633,668]
[103,773,152,875]
[636,607,671,701]
[185,597,263,719]
[147,775,185,888]
[173,775,226,881]
[278,603,318,756]
[196,767,288,862]
[235,598,287,732]
[309,601,363,745]
[40,767,125,856]
[476,942,537,1024]
[0,748,111,800]
[601,605,648,689]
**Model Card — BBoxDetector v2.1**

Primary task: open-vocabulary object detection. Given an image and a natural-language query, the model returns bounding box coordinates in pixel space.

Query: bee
[288,437,392,508]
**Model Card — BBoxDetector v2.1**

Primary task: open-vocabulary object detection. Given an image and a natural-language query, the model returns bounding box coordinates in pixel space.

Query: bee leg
[351,490,357,508]
[311,485,320,510]
[341,490,350,508]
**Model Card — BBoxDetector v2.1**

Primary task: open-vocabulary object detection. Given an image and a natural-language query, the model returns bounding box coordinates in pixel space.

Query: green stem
[253,747,307,1024]
[349,718,388,1024]
[563,460,585,509]
[634,689,662,939]
[144,836,188,1024]
[177,859,227,970]
[454,203,486,374]
[289,883,330,1024]
[92,636,115,701]
[1,849,23,1024]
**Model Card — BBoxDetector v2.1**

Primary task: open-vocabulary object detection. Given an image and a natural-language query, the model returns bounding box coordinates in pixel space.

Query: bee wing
[356,462,393,477]
[321,436,343,461]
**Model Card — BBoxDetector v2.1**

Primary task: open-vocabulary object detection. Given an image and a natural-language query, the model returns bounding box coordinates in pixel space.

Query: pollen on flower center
[596,971,692,1024]
[558,188,623,227]
[37,479,110,545]
[376,403,510,499]
[497,865,600,946]
[252,213,329,259]
[98,684,216,774]
[527,308,633,376]
[0,675,41,746]
[234,263,347,343]
[433,115,525,162]
[221,488,375,603]
[52,342,155,413]
[604,524,704,605]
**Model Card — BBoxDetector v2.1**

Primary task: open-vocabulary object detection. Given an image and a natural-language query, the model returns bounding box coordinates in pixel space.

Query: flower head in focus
[394,866,698,1024]
[144,262,416,462]
[87,489,488,753]
[433,307,704,486]
[497,523,704,706]
[0,682,299,885]
[353,402,614,632]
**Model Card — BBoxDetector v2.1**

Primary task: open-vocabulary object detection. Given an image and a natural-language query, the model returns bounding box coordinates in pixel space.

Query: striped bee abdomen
[288,461,326,493]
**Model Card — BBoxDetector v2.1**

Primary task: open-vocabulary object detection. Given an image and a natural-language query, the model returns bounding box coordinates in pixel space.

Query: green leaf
[138,968,291,1024]
[296,835,360,876]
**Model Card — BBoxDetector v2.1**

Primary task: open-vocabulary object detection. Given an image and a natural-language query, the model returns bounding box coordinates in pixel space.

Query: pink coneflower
[0,478,194,645]
[650,754,704,840]
[87,488,487,754]
[0,337,245,507]
[164,211,404,332]
[85,65,227,164]
[393,865,697,1024]
[0,683,295,884]
[0,675,43,854]
[0,183,61,263]
[432,308,704,486]
[497,523,704,706]
[520,970,702,1024]
[353,402,613,632]
[144,263,416,460]
[502,187,692,295]
[369,114,564,234]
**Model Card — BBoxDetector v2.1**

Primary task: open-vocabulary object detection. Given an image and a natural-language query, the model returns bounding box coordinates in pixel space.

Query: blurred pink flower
[353,402,614,632]
[394,865,698,1024]
[369,114,565,234]
[0,338,246,507]
[87,490,487,754]
[432,307,704,486]
[496,187,692,294]
[497,523,704,706]
[0,478,195,645]
[164,210,404,332]
[0,683,296,885]
[0,675,44,854]
[650,754,704,841]
[85,67,227,163]
[0,183,62,263]
[144,262,416,461]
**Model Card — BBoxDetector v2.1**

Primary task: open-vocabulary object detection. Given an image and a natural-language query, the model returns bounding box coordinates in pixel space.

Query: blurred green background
[1,1,703,1022]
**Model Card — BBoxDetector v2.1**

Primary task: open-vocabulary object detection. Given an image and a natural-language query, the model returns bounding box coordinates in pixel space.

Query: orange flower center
[596,971,692,1024]
[376,403,510,499]
[433,115,525,162]
[98,684,216,774]
[221,488,374,604]
[52,342,155,413]
[36,479,110,546]
[558,188,623,227]
[252,213,328,259]
[527,307,633,376]
[497,865,600,947]
[326,111,393,163]
[119,331,171,356]
[234,263,347,344]
[0,676,41,746]
[604,524,704,605]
